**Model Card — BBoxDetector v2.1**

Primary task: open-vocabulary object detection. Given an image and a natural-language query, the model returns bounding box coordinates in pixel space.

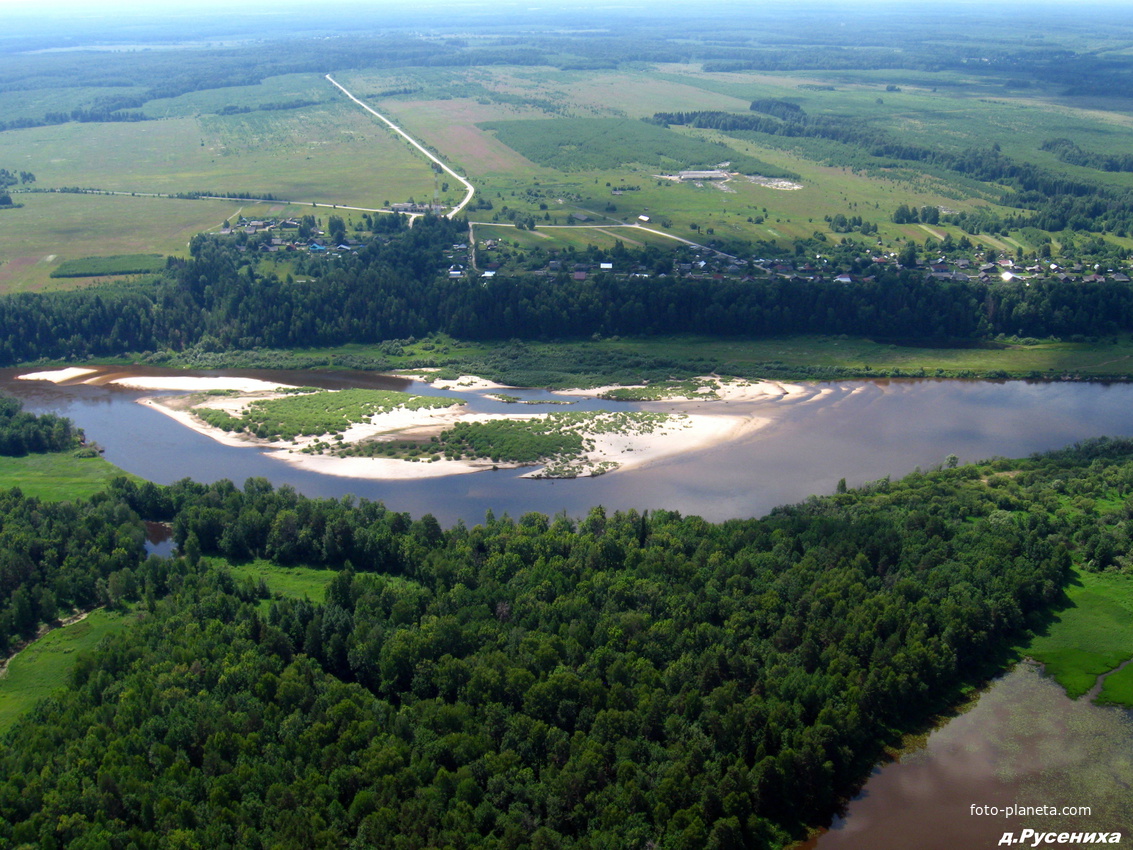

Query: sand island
[16,369,799,480]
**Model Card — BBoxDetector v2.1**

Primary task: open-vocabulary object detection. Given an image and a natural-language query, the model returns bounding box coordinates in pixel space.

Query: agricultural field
[0,192,244,292]
[10,34,1133,293]
[50,254,166,278]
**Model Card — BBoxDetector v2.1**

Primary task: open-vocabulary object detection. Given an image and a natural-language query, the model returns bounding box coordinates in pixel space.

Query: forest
[9,422,1133,846]
[4,218,1133,373]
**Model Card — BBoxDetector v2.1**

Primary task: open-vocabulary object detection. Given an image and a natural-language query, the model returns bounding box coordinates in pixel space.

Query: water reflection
[143,520,175,558]
[802,664,1133,849]
[7,369,1133,526]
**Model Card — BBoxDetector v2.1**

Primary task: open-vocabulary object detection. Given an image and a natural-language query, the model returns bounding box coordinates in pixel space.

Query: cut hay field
[0,193,243,292]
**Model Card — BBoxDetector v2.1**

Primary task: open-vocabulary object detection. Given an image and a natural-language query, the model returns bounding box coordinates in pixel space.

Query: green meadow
[0,452,138,501]
[0,607,134,734]
[223,559,341,604]
[222,558,420,606]
[1023,568,1133,706]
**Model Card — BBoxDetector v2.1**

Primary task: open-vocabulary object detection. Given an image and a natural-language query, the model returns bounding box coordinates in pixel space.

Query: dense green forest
[14,435,1133,846]
[4,218,1133,372]
[0,396,83,457]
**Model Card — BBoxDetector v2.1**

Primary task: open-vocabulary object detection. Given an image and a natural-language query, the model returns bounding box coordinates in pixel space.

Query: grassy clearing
[1023,568,1133,703]
[222,558,420,606]
[223,559,340,604]
[0,452,137,501]
[0,608,134,734]
[197,388,458,441]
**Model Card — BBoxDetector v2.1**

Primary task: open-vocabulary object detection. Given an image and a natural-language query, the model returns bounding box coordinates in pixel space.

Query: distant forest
[4,7,1133,132]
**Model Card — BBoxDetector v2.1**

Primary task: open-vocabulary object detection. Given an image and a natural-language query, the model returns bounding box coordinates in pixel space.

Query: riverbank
[110,332,1133,388]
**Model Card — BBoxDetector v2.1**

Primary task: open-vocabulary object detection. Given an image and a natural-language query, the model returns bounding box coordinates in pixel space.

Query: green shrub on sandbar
[204,389,457,441]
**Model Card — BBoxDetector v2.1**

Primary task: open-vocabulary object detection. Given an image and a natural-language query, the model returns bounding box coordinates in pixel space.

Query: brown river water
[4,367,1133,845]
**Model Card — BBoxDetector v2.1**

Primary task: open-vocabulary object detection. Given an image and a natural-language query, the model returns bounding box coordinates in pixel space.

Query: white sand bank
[17,367,99,383]
[111,376,299,392]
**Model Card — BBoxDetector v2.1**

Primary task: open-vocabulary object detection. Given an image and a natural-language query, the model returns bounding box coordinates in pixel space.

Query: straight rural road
[326,75,477,219]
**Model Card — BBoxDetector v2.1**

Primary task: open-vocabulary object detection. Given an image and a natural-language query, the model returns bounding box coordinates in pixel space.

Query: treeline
[0,396,83,457]
[10,223,1133,365]
[1041,138,1133,173]
[0,488,148,656]
[3,438,1111,846]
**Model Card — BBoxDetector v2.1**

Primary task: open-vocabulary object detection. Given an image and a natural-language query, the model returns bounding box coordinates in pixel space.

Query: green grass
[1023,569,1133,703]
[587,334,1133,381]
[50,253,166,278]
[0,452,138,501]
[222,558,420,606]
[223,559,341,603]
[161,332,1133,386]
[198,388,458,441]
[0,608,134,734]
[0,192,245,292]
[1097,661,1133,706]
[479,117,786,175]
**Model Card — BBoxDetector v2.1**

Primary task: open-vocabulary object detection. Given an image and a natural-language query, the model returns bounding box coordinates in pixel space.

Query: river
[5,366,1133,844]
[6,368,1133,526]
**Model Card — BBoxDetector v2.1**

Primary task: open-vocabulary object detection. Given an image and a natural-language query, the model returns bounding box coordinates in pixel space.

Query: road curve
[326,75,476,219]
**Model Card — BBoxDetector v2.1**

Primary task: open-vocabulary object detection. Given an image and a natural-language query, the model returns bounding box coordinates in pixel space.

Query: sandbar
[132,375,797,481]
[17,367,99,383]
[111,376,299,393]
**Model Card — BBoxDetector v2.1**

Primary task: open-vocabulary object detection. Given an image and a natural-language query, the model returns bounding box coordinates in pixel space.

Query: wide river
[5,367,1133,526]
[4,366,1133,846]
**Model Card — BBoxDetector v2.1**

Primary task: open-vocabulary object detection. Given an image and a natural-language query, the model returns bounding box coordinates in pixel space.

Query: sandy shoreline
[18,368,802,481]
[17,367,99,383]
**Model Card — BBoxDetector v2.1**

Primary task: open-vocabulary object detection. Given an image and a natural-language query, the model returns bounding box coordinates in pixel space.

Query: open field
[1022,569,1133,705]
[0,193,243,292]
[223,559,340,604]
[4,98,436,206]
[0,452,138,501]
[9,55,1133,294]
[0,607,133,734]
